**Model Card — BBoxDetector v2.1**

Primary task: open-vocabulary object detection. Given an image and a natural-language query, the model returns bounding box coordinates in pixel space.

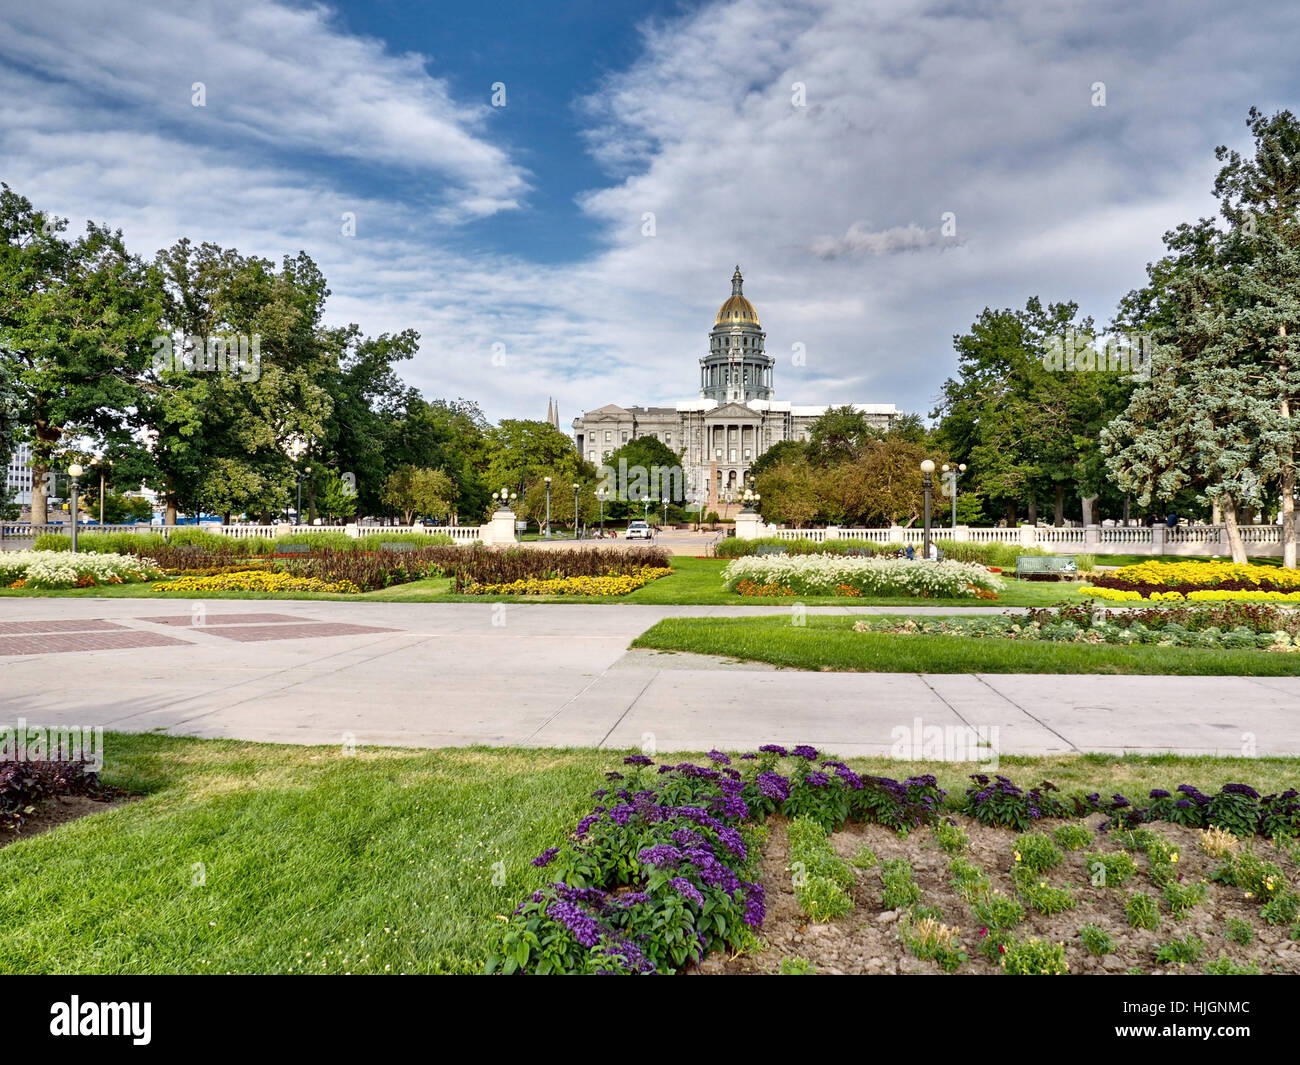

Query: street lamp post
[68,463,84,553]
[597,489,606,538]
[296,465,312,527]
[93,456,114,525]
[544,476,552,538]
[573,483,580,540]
[920,459,935,559]
[940,462,966,529]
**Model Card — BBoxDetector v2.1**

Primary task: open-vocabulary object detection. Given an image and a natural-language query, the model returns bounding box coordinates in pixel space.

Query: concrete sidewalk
[1,599,1297,757]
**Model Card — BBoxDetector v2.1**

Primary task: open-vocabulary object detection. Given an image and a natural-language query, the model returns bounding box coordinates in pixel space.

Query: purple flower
[791,745,819,760]
[531,847,559,867]
[624,755,654,767]
[739,752,757,760]
[706,749,731,765]
[758,744,788,757]
[742,881,766,928]
[637,844,683,867]
[805,771,831,788]
[756,771,791,803]
[669,877,704,907]
[1149,789,1171,799]
[548,898,602,948]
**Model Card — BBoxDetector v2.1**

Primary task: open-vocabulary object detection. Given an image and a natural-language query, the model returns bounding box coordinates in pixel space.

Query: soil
[694,815,1300,975]
[0,794,124,849]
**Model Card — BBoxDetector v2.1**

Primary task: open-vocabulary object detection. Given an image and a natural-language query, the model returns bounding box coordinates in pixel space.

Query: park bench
[1015,555,1077,580]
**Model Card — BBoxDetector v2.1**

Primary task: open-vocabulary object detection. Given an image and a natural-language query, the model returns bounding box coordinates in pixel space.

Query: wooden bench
[1015,555,1077,580]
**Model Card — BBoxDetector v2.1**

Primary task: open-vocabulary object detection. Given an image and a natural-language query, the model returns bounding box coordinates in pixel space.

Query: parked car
[625,520,654,541]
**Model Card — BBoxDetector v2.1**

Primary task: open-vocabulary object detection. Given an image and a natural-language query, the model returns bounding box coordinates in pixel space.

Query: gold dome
[714,266,760,327]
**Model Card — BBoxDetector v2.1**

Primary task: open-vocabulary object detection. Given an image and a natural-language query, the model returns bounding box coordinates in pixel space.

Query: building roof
[713,266,760,327]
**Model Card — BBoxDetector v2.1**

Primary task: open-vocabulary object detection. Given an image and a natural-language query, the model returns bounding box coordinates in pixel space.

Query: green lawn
[4,733,1299,974]
[631,614,1300,675]
[0,555,1088,607]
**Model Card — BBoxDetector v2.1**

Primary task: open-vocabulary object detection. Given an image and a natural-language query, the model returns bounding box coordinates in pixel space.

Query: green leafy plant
[1080,924,1114,957]
[1125,891,1160,930]
[1001,937,1069,975]
[796,876,852,922]
[933,819,969,855]
[1154,934,1203,965]
[1163,878,1208,919]
[1085,850,1137,888]
[902,913,967,972]
[1013,832,1064,874]
[880,858,922,910]
[1013,868,1076,915]
[948,856,991,902]
[1053,823,1092,851]
[1203,954,1260,975]
[777,955,817,975]
[1225,917,1254,945]
[850,845,878,869]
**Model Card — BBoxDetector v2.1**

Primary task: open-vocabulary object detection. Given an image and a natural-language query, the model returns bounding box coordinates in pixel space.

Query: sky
[2,0,1298,429]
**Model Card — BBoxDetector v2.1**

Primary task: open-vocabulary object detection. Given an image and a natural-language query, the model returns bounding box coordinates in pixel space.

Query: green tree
[484,419,588,501]
[380,465,454,525]
[1,185,162,524]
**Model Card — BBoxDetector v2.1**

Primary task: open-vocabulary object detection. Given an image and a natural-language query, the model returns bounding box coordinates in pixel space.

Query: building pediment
[704,402,761,420]
[583,403,630,419]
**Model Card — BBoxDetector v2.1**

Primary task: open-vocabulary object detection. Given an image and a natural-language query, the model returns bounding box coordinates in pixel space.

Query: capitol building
[571,267,898,514]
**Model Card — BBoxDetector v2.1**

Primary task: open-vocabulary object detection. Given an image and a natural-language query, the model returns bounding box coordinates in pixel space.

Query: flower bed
[462,566,673,596]
[153,571,361,594]
[491,748,1300,975]
[1087,560,1300,600]
[852,601,1300,651]
[0,551,164,589]
[722,555,1004,599]
[449,545,672,592]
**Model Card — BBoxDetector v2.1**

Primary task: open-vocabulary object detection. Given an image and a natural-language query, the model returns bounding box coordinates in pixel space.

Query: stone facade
[571,267,897,514]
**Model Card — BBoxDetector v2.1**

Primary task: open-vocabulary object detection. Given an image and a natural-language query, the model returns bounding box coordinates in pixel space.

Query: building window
[588,451,595,462]
[728,449,737,462]
[744,449,751,460]
[664,433,671,445]
[715,448,723,459]
[621,431,629,442]
[603,450,611,460]
[604,430,611,442]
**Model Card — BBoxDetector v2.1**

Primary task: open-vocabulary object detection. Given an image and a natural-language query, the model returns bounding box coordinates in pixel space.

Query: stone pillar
[1019,524,1036,548]
[825,525,840,541]
[735,510,763,540]
[481,507,519,546]
[951,525,970,542]
[344,523,359,539]
[1151,523,1167,556]
[1084,524,1100,553]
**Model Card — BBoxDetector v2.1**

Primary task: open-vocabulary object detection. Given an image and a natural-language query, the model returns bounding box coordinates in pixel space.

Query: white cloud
[2,0,1298,429]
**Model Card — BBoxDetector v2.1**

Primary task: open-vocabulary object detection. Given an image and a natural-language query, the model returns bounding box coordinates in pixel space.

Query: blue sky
[2,0,1298,427]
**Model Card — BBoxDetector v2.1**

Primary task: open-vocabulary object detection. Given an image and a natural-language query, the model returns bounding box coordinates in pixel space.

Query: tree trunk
[30,459,50,526]
[1004,501,1016,526]
[1221,493,1247,564]
[1026,497,1038,525]
[1281,397,1296,568]
[164,497,178,525]
[1081,494,1099,525]
[1053,483,1065,526]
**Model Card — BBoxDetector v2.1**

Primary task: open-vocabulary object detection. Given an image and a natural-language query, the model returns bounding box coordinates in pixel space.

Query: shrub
[787,817,854,891]
[0,550,164,588]
[1126,892,1160,930]
[949,856,991,902]
[777,956,816,975]
[1013,832,1063,873]
[1001,938,1069,975]
[1080,924,1114,957]
[972,891,1024,931]
[962,775,1073,831]
[850,845,878,870]
[1,759,114,829]
[1053,823,1093,851]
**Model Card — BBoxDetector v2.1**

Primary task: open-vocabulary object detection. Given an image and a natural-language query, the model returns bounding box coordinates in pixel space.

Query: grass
[630,614,1300,675]
[4,734,1298,974]
[0,556,1089,607]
